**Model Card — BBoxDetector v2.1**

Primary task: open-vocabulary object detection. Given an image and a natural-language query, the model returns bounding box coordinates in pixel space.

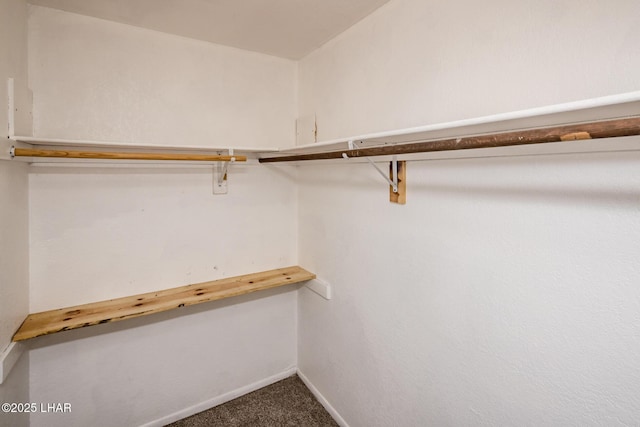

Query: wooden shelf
[13,266,315,341]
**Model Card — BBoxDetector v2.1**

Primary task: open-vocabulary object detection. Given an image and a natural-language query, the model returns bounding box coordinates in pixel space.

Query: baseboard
[0,342,25,385]
[141,366,297,427]
[297,369,350,427]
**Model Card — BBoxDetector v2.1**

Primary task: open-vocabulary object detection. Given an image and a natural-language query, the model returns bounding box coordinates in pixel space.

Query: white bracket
[5,76,33,142]
[212,148,236,195]
[367,155,398,193]
[7,78,15,139]
[305,278,332,300]
[1,80,16,161]
[7,78,16,139]
[344,140,398,193]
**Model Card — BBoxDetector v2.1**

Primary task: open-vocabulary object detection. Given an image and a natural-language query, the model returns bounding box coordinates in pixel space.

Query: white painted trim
[12,136,279,153]
[140,366,297,427]
[305,278,332,300]
[287,90,640,151]
[26,158,263,168]
[297,369,350,427]
[15,91,640,158]
[0,342,25,385]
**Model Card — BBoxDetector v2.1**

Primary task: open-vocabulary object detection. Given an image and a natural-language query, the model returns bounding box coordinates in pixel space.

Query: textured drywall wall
[0,353,29,427]
[27,6,299,426]
[296,0,640,425]
[28,165,298,311]
[29,287,297,427]
[0,0,30,425]
[28,5,297,148]
[0,161,28,367]
[298,0,640,142]
[28,164,300,426]
[298,155,640,426]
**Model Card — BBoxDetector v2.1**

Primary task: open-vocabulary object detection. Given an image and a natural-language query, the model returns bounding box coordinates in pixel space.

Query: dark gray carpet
[166,375,339,427]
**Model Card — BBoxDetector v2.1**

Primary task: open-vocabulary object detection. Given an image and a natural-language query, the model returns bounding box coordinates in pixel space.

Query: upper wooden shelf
[13,266,315,341]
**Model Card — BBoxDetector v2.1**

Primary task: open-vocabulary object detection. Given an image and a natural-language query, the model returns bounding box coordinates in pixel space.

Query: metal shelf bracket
[344,140,398,193]
[213,148,237,195]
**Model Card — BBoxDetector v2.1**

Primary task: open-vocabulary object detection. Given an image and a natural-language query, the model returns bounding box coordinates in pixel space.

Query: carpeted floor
[166,375,338,427]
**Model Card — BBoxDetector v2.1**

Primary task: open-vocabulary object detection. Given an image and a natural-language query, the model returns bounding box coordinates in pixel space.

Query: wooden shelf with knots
[13,266,315,341]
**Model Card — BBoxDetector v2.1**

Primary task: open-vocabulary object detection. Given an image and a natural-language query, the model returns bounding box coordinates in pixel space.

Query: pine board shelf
[13,266,315,341]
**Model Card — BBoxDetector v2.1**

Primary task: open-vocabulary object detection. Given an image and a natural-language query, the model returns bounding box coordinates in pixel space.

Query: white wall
[19,1,640,425]
[297,0,640,425]
[29,6,296,148]
[0,160,28,364]
[28,163,300,426]
[0,355,29,427]
[28,165,298,312]
[299,0,640,141]
[0,0,30,426]
[27,6,299,426]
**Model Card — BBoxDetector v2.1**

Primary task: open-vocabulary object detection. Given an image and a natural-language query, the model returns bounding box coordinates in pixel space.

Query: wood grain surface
[259,116,640,163]
[13,266,315,341]
[13,148,246,162]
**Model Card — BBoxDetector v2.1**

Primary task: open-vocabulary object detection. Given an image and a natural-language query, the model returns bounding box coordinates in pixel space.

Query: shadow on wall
[411,182,640,207]
[294,151,640,207]
[412,152,640,207]
[27,165,252,176]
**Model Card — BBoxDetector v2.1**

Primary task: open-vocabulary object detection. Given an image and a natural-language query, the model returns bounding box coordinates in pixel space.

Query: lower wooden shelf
[13,266,315,341]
